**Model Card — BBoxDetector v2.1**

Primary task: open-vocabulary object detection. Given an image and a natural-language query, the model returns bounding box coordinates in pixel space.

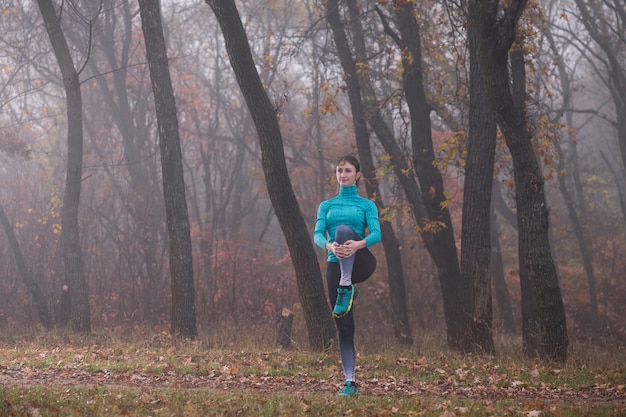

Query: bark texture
[207,0,336,350]
[138,0,197,338]
[460,1,498,353]
[390,0,463,346]
[469,0,568,362]
[37,0,90,332]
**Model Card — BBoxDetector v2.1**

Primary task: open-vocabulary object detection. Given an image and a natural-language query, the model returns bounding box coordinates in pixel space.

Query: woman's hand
[328,242,341,258]
[330,240,365,259]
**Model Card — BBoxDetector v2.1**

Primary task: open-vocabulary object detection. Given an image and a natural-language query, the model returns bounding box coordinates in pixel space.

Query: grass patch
[0,386,623,416]
[0,328,624,416]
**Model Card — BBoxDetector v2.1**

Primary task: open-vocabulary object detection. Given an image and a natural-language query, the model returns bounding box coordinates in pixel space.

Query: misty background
[0,0,624,351]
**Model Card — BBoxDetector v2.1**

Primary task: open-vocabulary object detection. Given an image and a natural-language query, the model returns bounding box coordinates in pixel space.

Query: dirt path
[1,364,625,406]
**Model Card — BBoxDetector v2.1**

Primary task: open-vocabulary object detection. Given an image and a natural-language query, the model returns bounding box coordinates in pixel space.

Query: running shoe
[333,285,354,318]
[338,380,358,397]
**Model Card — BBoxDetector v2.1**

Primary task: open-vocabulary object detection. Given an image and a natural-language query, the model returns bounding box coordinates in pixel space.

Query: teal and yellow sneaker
[338,380,358,397]
[333,285,354,318]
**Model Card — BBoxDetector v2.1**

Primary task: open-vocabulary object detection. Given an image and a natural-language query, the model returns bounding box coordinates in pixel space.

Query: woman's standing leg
[327,226,376,396]
[327,262,358,396]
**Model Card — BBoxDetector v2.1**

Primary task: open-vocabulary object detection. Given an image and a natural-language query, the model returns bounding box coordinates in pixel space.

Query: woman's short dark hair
[336,155,360,172]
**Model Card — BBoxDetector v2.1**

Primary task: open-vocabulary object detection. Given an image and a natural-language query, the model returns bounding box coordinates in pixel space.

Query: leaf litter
[0,335,624,414]
[0,358,624,406]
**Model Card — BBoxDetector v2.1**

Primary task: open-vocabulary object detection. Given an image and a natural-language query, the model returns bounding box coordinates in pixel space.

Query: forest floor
[0,330,624,416]
[0,359,625,403]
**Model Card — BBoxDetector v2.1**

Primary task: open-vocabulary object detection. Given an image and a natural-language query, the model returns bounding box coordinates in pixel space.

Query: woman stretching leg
[326,226,377,392]
[313,155,381,397]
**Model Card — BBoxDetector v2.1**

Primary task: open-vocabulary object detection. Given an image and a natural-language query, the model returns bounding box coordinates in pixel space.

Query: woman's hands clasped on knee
[328,240,366,259]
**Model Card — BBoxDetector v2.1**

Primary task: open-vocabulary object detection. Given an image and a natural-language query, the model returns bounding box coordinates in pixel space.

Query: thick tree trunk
[509,44,542,354]
[459,3,498,353]
[471,0,568,361]
[207,0,335,351]
[0,202,52,329]
[138,0,197,338]
[37,0,90,333]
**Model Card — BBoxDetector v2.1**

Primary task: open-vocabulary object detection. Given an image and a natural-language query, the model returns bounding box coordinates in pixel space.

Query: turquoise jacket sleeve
[363,200,381,247]
[313,201,330,249]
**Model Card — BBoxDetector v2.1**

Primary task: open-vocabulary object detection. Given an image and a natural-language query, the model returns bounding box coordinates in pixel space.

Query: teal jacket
[313,185,381,262]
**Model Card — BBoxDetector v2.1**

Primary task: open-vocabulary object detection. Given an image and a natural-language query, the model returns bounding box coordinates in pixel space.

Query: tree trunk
[391,0,463,347]
[459,2,498,353]
[37,0,90,333]
[490,185,516,333]
[94,2,164,324]
[471,0,568,362]
[493,170,539,352]
[138,0,197,338]
[556,144,598,325]
[336,2,464,347]
[206,0,336,351]
[327,0,412,344]
[509,41,542,355]
[0,202,52,329]
[276,308,294,348]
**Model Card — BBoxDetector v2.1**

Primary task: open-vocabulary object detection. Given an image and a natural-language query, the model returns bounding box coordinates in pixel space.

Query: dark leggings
[326,225,376,382]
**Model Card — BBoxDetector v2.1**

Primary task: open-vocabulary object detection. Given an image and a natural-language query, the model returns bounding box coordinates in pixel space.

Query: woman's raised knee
[335,225,356,243]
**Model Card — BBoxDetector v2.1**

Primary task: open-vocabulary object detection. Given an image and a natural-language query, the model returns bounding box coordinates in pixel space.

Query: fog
[0,0,625,349]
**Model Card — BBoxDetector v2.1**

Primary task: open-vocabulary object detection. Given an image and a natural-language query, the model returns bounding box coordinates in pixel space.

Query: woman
[313,155,381,397]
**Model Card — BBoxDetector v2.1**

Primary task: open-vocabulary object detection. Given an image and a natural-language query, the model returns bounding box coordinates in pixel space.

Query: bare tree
[36,0,91,332]
[361,2,463,347]
[87,1,166,324]
[0,198,51,329]
[206,0,336,350]
[541,20,599,328]
[571,0,626,175]
[388,0,463,349]
[325,0,412,344]
[138,0,197,338]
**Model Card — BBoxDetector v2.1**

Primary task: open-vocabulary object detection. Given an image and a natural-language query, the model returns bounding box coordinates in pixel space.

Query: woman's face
[336,161,359,187]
